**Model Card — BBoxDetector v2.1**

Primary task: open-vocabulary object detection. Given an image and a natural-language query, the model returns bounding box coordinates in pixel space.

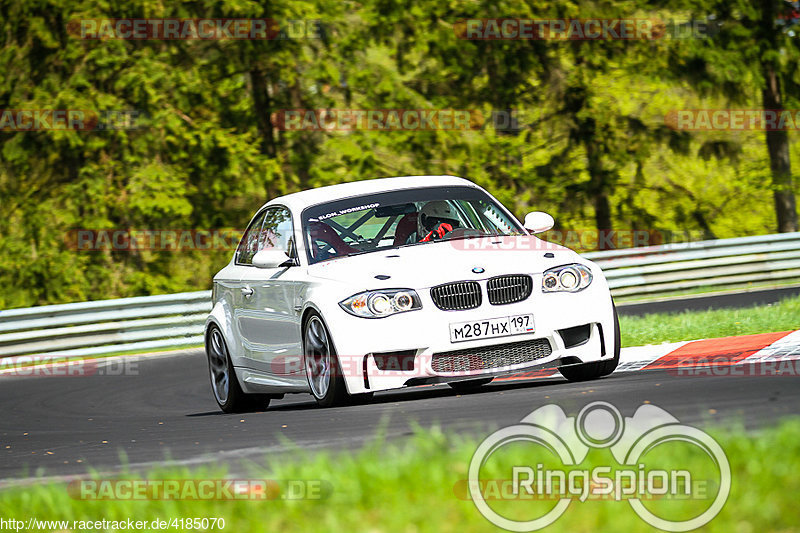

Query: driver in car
[418,200,460,242]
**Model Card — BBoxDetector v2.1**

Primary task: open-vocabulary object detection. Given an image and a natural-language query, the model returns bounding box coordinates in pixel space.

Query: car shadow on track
[184,374,623,416]
[265,376,573,412]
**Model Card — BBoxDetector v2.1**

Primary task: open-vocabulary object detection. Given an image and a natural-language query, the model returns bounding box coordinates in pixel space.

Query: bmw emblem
[472,267,485,274]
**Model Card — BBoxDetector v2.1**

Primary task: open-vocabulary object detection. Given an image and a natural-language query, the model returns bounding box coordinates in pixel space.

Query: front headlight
[340,289,422,318]
[542,264,593,292]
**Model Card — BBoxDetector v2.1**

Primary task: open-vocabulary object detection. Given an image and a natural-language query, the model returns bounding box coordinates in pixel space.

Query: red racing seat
[393,212,418,246]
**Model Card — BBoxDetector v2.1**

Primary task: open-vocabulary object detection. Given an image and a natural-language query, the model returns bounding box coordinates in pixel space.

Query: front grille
[430,281,482,310]
[431,338,552,373]
[487,275,533,305]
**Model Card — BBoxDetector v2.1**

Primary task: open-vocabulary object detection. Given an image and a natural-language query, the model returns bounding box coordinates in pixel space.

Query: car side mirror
[253,249,293,269]
[523,211,555,234]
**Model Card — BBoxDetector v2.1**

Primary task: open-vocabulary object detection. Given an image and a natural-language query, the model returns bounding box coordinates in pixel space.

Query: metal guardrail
[0,292,210,359]
[1,232,798,359]
[585,232,800,298]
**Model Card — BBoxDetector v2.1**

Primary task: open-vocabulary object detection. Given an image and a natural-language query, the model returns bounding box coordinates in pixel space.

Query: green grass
[620,294,800,347]
[1,419,799,532]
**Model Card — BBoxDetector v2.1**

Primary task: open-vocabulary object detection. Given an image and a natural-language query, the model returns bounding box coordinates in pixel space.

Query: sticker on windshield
[314,203,380,221]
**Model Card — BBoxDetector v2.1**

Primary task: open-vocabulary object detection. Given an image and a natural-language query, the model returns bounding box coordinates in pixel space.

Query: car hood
[305,236,584,289]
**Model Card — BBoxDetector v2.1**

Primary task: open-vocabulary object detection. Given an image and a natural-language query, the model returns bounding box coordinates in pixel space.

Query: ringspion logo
[467,402,730,531]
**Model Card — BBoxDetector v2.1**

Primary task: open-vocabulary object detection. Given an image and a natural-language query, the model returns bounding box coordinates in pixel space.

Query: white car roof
[265,175,479,212]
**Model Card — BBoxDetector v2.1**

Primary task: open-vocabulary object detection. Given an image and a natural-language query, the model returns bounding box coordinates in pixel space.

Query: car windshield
[302,185,525,264]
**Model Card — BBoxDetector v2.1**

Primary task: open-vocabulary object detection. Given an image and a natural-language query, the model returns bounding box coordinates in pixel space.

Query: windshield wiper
[338,249,376,258]
[393,233,489,249]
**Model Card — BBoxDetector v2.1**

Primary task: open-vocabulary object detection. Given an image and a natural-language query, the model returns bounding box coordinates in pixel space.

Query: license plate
[449,314,535,343]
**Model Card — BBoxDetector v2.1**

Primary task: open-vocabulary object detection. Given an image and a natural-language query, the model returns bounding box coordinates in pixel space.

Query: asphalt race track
[2,347,799,483]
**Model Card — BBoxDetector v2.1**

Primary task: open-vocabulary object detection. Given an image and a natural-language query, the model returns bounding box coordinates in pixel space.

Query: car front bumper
[322,277,616,394]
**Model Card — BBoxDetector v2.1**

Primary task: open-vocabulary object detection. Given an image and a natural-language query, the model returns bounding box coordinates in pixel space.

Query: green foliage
[1,0,799,307]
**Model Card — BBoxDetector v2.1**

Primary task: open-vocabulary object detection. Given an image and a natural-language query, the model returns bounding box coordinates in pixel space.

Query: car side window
[259,207,294,256]
[235,209,268,265]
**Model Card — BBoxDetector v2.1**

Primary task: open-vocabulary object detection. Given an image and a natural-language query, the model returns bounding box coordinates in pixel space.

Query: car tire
[206,325,271,413]
[558,303,621,383]
[303,312,349,408]
[448,378,493,393]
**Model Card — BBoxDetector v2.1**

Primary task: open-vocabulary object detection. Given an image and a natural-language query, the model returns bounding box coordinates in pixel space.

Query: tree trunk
[585,140,614,247]
[250,68,276,159]
[762,64,798,232]
[250,67,277,199]
[759,0,798,232]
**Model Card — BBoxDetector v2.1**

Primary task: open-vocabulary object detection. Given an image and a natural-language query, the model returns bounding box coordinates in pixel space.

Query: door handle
[241,287,254,297]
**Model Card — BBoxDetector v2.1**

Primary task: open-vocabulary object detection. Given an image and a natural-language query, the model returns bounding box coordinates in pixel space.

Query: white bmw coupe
[205,175,619,412]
